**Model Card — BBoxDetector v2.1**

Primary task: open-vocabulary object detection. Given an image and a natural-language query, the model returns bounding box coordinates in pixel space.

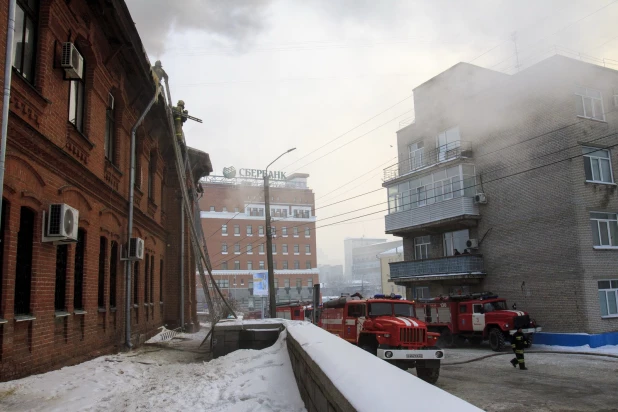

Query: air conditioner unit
[127,237,145,260]
[61,42,84,80]
[466,239,479,249]
[474,193,488,204]
[46,203,79,242]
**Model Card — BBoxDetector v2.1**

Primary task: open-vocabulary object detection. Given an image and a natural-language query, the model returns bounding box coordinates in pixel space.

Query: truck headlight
[384,333,390,338]
[505,324,509,328]
[435,351,444,359]
[385,351,393,358]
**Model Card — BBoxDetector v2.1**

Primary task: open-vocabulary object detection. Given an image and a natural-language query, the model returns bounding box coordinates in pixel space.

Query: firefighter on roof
[510,327,529,370]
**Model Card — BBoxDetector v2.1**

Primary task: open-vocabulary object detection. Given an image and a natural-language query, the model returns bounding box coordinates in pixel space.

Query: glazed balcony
[383,141,472,183]
[389,254,485,281]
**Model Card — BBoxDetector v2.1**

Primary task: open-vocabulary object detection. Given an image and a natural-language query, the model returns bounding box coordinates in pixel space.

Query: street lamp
[265,148,296,318]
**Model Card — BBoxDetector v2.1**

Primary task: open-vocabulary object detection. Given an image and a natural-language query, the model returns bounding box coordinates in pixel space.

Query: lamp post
[264,148,296,318]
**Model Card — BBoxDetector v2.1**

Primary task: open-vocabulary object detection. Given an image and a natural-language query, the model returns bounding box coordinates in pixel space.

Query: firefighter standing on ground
[510,327,529,370]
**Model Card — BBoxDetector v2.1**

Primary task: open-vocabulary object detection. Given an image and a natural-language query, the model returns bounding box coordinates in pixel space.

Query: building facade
[343,237,386,277]
[384,55,618,334]
[350,239,402,296]
[0,0,207,380]
[377,246,407,297]
[199,172,318,311]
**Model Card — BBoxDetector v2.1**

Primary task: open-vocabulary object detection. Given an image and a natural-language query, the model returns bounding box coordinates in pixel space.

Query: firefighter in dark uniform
[510,327,528,370]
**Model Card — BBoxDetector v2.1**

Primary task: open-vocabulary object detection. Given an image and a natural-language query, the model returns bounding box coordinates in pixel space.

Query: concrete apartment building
[0,0,209,380]
[384,54,618,335]
[199,171,318,311]
[350,239,402,296]
[343,237,386,277]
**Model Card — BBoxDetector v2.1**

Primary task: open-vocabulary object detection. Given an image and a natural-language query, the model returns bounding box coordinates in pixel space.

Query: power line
[280,96,413,171]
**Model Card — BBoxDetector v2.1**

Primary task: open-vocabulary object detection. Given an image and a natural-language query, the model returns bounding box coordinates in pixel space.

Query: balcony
[389,254,485,282]
[385,196,479,234]
[384,141,472,183]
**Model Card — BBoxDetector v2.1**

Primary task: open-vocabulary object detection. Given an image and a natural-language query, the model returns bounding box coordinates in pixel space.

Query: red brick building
[199,172,319,311]
[0,0,208,380]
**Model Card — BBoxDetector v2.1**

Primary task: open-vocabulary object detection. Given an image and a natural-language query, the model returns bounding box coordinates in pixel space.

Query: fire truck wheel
[489,328,505,352]
[416,366,440,384]
[439,329,455,348]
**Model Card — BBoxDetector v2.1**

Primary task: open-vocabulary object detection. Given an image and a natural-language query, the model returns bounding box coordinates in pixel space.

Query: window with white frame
[437,127,461,161]
[247,225,253,235]
[294,244,299,254]
[294,261,300,269]
[259,226,264,236]
[306,261,312,269]
[221,243,227,254]
[234,225,240,235]
[283,244,288,254]
[283,261,288,269]
[247,261,253,270]
[305,245,310,254]
[221,224,228,235]
[305,227,310,237]
[259,243,265,254]
[272,244,277,254]
[247,244,253,254]
[234,243,240,254]
[576,86,605,121]
[259,261,265,270]
[413,286,430,299]
[282,227,288,236]
[221,262,228,270]
[414,236,430,260]
[598,280,618,317]
[293,227,299,236]
[210,206,215,211]
[443,229,469,256]
[583,147,613,184]
[234,261,240,270]
[590,212,618,248]
[408,141,425,171]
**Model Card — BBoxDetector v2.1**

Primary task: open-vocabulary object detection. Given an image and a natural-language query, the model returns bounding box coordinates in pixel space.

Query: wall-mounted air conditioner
[43,203,79,243]
[474,193,487,204]
[466,239,479,249]
[61,42,84,80]
[127,237,145,260]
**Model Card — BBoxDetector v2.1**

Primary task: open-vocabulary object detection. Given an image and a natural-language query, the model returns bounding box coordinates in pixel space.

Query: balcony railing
[384,141,472,182]
[385,196,479,233]
[389,254,485,279]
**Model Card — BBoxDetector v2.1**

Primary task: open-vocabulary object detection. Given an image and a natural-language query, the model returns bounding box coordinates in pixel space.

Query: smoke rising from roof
[126,0,275,56]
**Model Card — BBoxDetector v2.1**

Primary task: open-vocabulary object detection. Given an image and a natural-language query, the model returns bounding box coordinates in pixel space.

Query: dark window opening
[0,200,7,308]
[347,304,366,317]
[150,255,154,304]
[14,207,35,315]
[148,150,156,200]
[133,261,139,304]
[109,241,118,308]
[459,304,467,314]
[144,253,149,304]
[104,93,115,163]
[159,259,164,302]
[54,245,68,311]
[12,0,38,82]
[73,229,86,310]
[98,237,107,308]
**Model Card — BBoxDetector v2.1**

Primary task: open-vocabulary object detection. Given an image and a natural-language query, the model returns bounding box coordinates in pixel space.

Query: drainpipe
[125,89,158,349]
[0,0,16,229]
[180,202,184,330]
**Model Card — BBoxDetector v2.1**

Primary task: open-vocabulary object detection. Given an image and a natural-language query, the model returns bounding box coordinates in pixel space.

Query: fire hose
[442,350,618,366]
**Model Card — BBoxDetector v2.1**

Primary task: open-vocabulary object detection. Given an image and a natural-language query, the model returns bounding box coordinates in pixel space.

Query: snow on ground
[0,326,305,412]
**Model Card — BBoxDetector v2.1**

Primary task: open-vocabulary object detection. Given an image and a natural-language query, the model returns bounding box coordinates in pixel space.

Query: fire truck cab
[319,293,444,384]
[416,292,541,351]
[276,301,313,322]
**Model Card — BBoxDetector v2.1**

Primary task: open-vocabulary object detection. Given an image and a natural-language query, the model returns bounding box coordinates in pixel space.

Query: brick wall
[0,0,197,380]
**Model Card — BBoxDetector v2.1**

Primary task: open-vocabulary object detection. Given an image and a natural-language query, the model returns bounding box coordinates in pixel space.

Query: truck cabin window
[394,303,415,317]
[348,304,366,317]
[473,304,483,313]
[368,302,392,316]
[482,301,507,312]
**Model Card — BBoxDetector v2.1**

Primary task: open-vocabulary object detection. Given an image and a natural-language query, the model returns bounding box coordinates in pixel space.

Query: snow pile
[0,329,305,412]
[285,321,482,412]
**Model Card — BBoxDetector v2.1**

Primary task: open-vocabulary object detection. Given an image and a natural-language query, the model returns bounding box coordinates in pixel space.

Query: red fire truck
[415,292,541,351]
[276,301,314,321]
[318,293,444,384]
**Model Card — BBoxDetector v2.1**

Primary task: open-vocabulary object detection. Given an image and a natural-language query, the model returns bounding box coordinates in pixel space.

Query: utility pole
[264,148,296,317]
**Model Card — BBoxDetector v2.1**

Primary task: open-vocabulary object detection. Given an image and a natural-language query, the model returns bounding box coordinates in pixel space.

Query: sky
[126,0,618,265]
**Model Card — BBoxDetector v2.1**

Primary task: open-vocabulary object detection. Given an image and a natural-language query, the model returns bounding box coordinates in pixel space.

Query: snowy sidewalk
[0,327,305,412]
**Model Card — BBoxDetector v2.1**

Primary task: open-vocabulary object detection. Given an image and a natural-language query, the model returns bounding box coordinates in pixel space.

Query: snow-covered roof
[378,245,404,257]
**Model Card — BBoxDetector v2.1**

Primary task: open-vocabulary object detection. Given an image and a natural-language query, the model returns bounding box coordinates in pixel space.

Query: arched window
[109,241,118,308]
[104,93,116,163]
[55,244,68,311]
[144,253,150,304]
[98,237,107,308]
[68,49,86,132]
[73,229,86,310]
